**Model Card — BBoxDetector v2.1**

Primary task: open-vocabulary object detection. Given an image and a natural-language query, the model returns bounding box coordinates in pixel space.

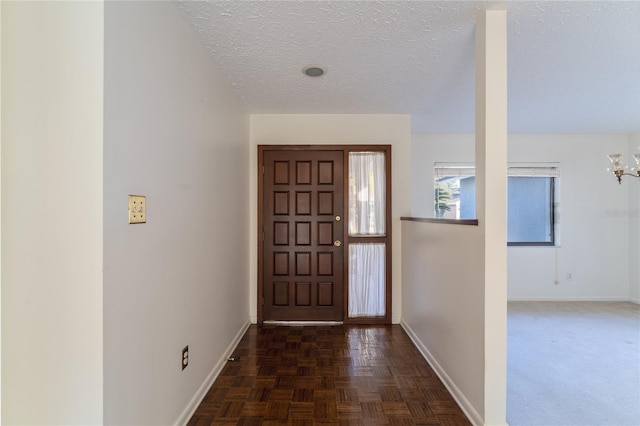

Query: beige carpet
[507,301,640,426]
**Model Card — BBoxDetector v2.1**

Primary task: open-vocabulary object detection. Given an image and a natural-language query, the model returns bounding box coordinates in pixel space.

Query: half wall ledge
[400,217,479,226]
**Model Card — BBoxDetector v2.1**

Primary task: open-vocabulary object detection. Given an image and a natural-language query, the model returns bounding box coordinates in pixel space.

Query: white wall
[401,221,485,424]
[403,15,509,424]
[1,2,104,424]
[412,134,631,301]
[103,2,249,425]
[629,134,640,303]
[250,115,411,324]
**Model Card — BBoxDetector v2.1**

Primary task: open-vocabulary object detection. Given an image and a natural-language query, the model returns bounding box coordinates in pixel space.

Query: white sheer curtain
[348,244,386,317]
[347,152,386,318]
[348,152,385,236]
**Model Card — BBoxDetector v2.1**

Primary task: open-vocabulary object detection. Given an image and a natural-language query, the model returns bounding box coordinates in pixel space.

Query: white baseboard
[175,319,251,426]
[400,320,484,426]
[507,297,631,302]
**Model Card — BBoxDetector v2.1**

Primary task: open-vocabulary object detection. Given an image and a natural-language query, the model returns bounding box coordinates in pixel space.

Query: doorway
[257,145,392,324]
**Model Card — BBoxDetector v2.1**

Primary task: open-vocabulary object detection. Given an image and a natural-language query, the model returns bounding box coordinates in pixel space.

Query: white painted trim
[507,297,631,302]
[628,297,640,305]
[0,2,4,421]
[174,319,251,426]
[401,320,485,426]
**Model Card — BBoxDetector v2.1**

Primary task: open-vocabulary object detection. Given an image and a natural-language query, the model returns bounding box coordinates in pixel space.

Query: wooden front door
[261,149,344,321]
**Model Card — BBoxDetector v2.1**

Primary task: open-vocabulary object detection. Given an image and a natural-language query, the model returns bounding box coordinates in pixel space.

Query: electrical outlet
[128,195,146,224]
[182,346,189,370]
[566,272,573,281]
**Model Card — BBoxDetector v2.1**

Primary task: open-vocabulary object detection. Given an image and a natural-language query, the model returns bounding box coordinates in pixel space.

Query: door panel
[262,150,344,321]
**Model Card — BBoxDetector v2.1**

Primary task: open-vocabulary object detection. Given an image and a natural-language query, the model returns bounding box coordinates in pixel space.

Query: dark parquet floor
[188,325,471,425]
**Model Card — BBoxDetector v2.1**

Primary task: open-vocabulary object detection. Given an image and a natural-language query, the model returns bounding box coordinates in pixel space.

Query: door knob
[334,240,342,247]
[335,215,341,222]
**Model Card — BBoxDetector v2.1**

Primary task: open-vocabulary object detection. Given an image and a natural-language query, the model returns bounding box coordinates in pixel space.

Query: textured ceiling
[176,1,640,134]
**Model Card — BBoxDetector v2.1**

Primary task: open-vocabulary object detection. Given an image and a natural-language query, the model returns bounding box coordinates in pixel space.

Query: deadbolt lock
[335,215,341,222]
[334,240,342,247]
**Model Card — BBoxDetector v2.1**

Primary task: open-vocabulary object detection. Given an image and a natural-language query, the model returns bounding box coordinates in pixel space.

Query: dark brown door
[262,150,344,321]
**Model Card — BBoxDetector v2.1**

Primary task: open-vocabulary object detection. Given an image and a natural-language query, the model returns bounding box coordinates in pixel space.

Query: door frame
[258,145,392,325]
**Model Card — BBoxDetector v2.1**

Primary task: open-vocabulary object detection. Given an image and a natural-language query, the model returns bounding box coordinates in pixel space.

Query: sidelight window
[348,244,386,317]
[348,152,386,236]
[348,152,387,318]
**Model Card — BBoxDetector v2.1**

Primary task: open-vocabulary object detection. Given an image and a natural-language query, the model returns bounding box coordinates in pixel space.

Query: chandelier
[607,152,640,184]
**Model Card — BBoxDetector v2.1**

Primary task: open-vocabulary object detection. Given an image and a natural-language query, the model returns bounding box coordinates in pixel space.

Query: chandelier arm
[614,171,640,184]
[621,172,640,178]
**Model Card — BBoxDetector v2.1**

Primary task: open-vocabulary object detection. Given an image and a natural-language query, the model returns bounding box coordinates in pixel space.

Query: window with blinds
[435,163,559,245]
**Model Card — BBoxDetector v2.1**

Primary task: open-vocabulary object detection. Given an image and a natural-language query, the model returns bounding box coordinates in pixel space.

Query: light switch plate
[128,195,146,224]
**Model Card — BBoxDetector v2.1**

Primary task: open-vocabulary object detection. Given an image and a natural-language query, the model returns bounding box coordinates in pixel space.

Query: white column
[476,9,508,425]
[1,2,104,424]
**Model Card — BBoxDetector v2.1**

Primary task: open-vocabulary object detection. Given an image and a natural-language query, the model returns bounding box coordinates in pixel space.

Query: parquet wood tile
[188,325,471,425]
